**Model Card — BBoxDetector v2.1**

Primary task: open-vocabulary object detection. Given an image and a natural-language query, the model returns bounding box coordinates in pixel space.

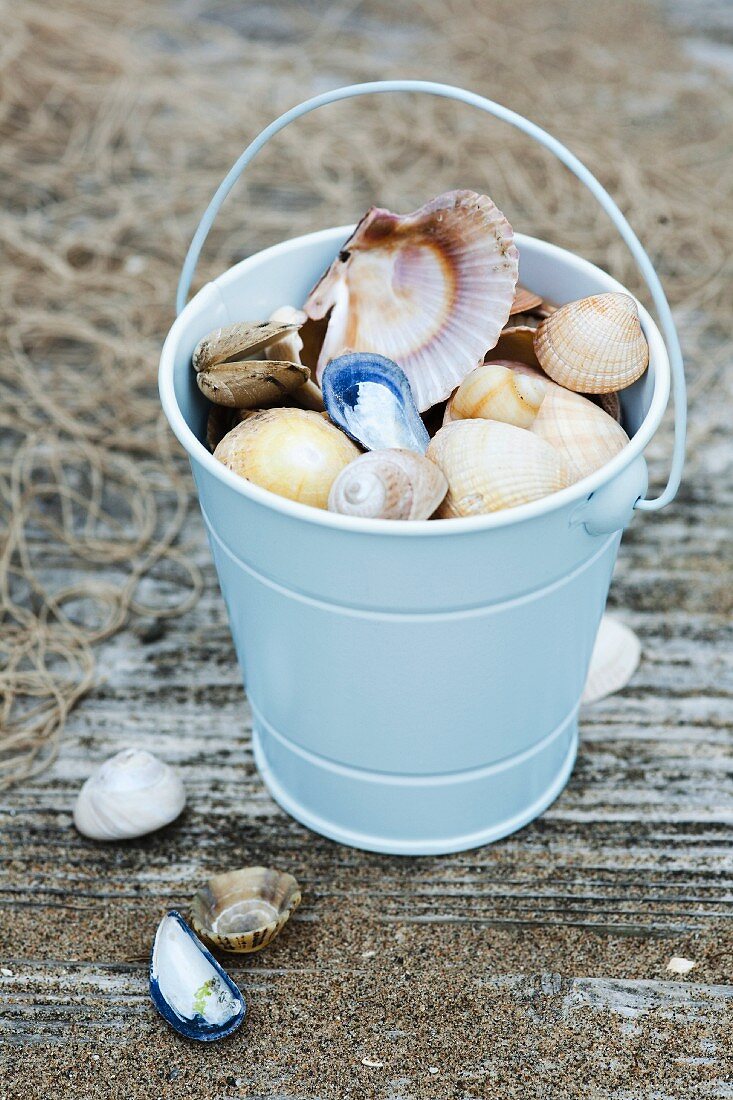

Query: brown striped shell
[191,867,301,954]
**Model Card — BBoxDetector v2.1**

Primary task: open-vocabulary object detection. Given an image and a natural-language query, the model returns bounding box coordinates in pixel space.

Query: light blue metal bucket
[159,82,686,855]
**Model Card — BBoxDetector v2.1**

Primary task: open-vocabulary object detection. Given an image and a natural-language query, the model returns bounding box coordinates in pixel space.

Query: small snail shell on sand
[445,362,548,429]
[427,420,571,518]
[534,292,649,394]
[214,407,360,509]
[73,749,185,841]
[328,449,448,520]
[530,385,629,481]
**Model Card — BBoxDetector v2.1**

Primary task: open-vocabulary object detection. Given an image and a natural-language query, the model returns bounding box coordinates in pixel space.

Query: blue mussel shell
[149,910,246,1041]
[321,352,430,454]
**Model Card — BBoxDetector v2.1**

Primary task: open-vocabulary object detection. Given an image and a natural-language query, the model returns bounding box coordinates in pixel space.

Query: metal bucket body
[160,228,669,854]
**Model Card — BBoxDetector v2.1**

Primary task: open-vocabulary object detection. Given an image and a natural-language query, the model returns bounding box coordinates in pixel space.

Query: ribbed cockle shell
[304,190,519,412]
[427,420,570,518]
[529,383,629,481]
[328,449,448,520]
[534,292,648,394]
[191,867,301,954]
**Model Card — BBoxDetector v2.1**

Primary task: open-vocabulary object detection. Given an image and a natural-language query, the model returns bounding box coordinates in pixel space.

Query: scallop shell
[192,320,299,373]
[191,867,301,954]
[322,352,429,453]
[427,420,571,518]
[303,190,519,412]
[534,293,649,393]
[214,407,359,510]
[149,910,246,1041]
[328,449,447,520]
[530,384,629,481]
[446,362,548,429]
[582,615,641,704]
[73,748,185,841]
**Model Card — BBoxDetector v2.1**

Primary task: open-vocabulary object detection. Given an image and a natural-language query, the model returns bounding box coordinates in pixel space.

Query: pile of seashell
[196,188,649,521]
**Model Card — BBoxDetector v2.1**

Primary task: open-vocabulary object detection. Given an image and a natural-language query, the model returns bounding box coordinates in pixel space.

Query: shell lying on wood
[214,407,359,509]
[445,362,548,429]
[427,419,570,518]
[529,384,629,481]
[582,614,641,704]
[534,292,649,393]
[149,911,246,1041]
[304,190,519,412]
[196,360,309,409]
[191,867,301,954]
[193,320,299,373]
[328,449,448,520]
[73,748,185,841]
[322,352,429,454]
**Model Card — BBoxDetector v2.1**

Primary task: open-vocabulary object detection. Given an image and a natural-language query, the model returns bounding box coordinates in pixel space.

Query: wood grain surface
[1,0,732,1097]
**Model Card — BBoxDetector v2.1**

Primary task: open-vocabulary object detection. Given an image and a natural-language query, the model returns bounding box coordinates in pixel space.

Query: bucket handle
[177,80,686,513]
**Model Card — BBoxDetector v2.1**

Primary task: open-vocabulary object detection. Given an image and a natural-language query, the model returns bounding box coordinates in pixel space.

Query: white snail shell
[73,749,185,841]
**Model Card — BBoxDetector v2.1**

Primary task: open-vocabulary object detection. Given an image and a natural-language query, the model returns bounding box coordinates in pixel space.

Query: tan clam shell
[534,292,649,394]
[214,407,360,509]
[265,307,325,411]
[529,384,629,481]
[304,190,519,412]
[427,420,571,518]
[191,866,301,954]
[446,362,548,429]
[328,449,448,520]
[193,320,299,373]
[196,360,309,408]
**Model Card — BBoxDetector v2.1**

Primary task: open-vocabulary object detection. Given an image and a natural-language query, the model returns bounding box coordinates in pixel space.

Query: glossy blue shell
[321,352,430,453]
[149,910,246,1042]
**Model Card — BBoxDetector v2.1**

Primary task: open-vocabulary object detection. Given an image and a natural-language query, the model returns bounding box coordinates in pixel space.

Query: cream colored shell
[214,407,360,510]
[193,320,299,372]
[427,420,571,518]
[265,307,325,411]
[196,360,309,408]
[445,362,548,429]
[328,449,448,520]
[529,384,629,481]
[534,292,648,394]
[582,615,641,704]
[73,749,185,841]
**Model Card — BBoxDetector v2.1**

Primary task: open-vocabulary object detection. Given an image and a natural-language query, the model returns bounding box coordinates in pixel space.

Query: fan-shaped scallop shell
[534,293,648,394]
[303,190,519,412]
[191,867,301,954]
[427,420,571,518]
[328,449,448,520]
[582,615,641,704]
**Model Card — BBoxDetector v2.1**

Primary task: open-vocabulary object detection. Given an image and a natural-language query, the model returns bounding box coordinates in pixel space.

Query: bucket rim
[159,227,671,536]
